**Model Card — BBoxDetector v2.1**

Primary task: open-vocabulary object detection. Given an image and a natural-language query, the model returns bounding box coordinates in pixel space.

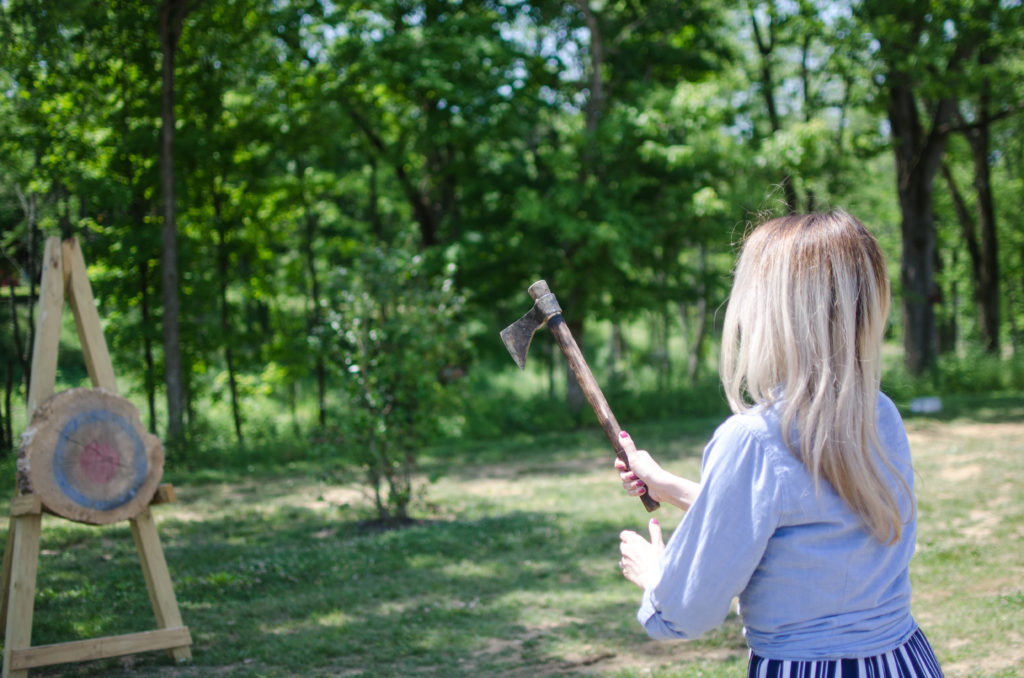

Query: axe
[500,280,660,512]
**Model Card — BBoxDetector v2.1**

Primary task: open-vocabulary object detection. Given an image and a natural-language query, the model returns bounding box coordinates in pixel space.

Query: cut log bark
[17,388,164,525]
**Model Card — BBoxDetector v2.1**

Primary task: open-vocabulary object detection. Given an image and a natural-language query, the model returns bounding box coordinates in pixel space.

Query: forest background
[2,0,1024,522]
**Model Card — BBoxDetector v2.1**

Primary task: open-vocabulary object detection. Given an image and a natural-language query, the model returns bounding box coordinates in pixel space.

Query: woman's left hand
[618,518,664,590]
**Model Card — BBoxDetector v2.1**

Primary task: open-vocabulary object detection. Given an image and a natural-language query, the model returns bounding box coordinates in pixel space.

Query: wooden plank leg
[0,517,16,638]
[2,513,42,678]
[25,237,65,420]
[2,497,44,639]
[129,509,191,662]
[63,238,118,393]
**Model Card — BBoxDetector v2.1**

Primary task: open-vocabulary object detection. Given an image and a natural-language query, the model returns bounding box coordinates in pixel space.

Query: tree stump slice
[17,388,164,525]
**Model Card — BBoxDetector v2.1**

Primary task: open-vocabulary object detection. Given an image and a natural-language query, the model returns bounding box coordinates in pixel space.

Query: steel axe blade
[499,283,562,369]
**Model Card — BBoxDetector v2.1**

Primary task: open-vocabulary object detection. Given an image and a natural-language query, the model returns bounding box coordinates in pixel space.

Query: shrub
[319,245,470,523]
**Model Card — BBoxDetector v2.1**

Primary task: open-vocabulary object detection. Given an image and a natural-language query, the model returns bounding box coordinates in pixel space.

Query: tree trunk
[3,358,13,454]
[139,258,158,433]
[213,181,244,444]
[1014,244,1024,352]
[941,162,984,354]
[7,277,26,390]
[339,94,439,249]
[566,1,604,423]
[577,1,604,136]
[288,381,300,436]
[158,0,190,450]
[138,258,157,432]
[684,245,709,383]
[933,236,957,355]
[2,354,10,453]
[14,186,38,397]
[896,188,939,374]
[300,188,327,428]
[887,81,955,374]
[748,0,798,212]
[607,322,626,390]
[368,156,382,238]
[964,90,1000,354]
[651,311,670,391]
[27,204,38,388]
[367,431,386,521]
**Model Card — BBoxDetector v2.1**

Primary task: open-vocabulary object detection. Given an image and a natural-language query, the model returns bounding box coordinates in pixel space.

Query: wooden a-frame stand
[0,237,192,677]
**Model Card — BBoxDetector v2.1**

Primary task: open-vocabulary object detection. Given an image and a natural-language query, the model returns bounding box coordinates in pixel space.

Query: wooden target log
[17,388,164,525]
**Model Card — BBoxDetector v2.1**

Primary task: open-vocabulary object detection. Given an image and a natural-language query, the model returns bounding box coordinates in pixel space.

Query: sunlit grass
[0,397,1021,676]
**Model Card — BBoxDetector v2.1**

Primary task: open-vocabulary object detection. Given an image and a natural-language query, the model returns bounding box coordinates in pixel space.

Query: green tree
[158,0,200,449]
[1,0,152,421]
[939,2,1024,355]
[458,0,733,411]
[856,0,992,374]
[322,244,469,523]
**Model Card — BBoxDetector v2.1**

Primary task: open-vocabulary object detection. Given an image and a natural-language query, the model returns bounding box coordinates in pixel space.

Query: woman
[616,211,943,676]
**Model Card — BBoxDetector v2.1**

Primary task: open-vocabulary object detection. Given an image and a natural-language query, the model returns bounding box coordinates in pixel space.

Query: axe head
[500,280,562,369]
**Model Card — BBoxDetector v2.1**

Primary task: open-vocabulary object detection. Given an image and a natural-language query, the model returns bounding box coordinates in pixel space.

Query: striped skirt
[747,629,943,678]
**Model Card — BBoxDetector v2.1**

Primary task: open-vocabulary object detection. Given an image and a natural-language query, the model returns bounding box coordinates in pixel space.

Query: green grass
[1,400,1022,677]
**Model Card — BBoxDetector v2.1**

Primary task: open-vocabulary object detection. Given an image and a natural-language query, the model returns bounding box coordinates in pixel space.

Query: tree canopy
[2,1,1023,486]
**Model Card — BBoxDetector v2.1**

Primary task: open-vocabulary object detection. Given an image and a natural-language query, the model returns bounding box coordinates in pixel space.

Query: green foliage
[884,351,1024,403]
[320,244,470,522]
[1,0,1023,463]
[460,368,729,442]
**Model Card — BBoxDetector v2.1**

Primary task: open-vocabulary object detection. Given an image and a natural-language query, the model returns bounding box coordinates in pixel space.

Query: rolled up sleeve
[637,417,782,640]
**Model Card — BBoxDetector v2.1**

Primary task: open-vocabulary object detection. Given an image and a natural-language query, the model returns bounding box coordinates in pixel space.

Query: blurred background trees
[2,0,1023,516]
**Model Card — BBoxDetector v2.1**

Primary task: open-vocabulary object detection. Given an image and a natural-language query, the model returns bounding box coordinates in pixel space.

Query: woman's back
[636,392,918,660]
[737,392,917,659]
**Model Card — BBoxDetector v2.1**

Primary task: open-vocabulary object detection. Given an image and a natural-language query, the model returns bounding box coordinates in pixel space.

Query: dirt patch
[568,644,747,676]
[470,637,745,678]
[945,630,1024,676]
[905,419,1024,449]
[936,463,982,482]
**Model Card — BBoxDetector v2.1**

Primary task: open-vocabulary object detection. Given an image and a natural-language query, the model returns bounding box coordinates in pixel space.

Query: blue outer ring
[52,408,149,511]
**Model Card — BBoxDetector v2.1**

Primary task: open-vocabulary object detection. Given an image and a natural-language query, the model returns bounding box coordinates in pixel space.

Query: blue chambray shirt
[637,393,920,660]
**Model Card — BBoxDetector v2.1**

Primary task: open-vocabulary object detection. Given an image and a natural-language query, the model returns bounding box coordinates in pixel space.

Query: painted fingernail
[652,518,659,525]
[620,431,629,438]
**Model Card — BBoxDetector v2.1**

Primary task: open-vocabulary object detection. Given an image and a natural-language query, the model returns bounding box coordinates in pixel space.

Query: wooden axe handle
[543,313,660,513]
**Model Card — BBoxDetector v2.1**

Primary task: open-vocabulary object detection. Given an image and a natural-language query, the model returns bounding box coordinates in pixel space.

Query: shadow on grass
[10,501,705,677]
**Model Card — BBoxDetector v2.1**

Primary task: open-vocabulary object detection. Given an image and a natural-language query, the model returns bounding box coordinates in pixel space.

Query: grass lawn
[1,398,1022,677]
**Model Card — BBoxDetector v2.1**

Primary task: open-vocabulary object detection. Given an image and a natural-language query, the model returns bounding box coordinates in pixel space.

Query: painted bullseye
[80,440,120,484]
[52,408,148,511]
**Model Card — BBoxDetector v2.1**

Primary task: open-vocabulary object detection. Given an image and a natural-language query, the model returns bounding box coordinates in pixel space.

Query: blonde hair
[720,210,909,543]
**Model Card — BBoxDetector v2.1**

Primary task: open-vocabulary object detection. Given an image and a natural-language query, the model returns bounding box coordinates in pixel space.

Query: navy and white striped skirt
[747,629,943,678]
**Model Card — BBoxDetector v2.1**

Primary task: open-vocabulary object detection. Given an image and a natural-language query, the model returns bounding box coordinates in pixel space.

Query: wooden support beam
[8,626,192,671]
[62,238,118,393]
[150,484,177,506]
[0,496,42,640]
[2,514,42,678]
[8,496,41,518]
[0,520,11,638]
[25,238,64,421]
[130,509,192,662]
